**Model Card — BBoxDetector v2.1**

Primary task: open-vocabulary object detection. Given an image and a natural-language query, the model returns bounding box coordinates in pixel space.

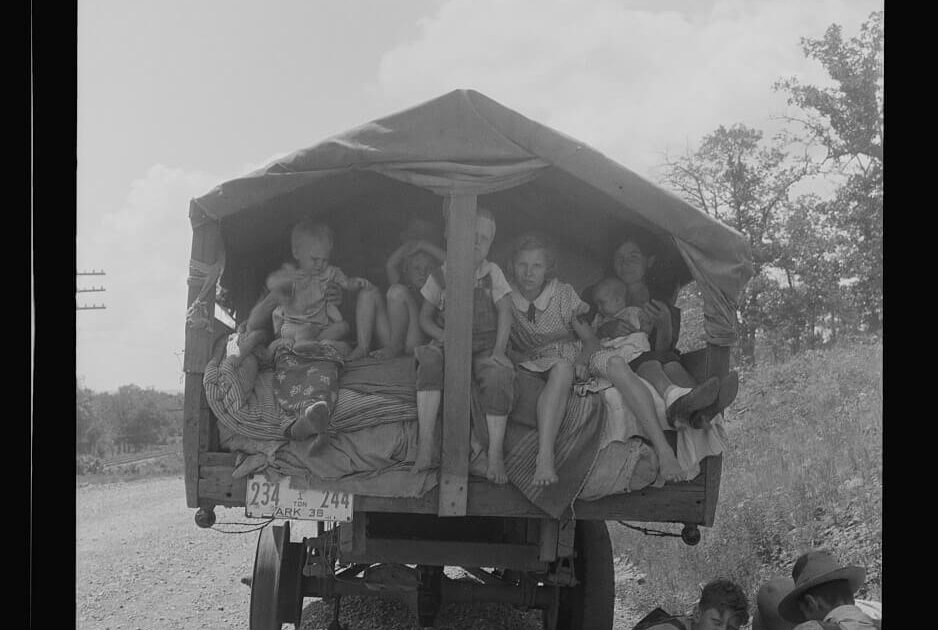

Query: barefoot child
[266,220,372,354]
[348,224,445,361]
[412,207,515,483]
[591,276,722,430]
[587,278,719,481]
[243,219,370,440]
[506,232,594,487]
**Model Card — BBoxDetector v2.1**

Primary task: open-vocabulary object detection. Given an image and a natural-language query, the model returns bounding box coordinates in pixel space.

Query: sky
[76,0,883,393]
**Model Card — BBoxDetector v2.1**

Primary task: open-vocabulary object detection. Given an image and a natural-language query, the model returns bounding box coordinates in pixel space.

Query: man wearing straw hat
[776,550,880,630]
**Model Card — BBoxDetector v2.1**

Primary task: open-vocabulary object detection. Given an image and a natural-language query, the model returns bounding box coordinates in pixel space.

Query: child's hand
[489,351,513,369]
[350,277,373,291]
[267,265,299,297]
[643,300,671,330]
[571,317,593,338]
[324,281,343,307]
[597,318,636,339]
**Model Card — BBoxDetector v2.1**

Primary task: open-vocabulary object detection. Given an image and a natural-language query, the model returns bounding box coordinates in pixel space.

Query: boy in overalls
[412,207,516,484]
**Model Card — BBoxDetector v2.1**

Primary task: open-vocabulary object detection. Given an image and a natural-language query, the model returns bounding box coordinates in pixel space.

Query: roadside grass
[76,451,185,486]
[609,336,882,617]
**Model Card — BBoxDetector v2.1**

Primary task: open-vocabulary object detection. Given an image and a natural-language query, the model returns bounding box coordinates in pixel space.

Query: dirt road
[77,475,638,629]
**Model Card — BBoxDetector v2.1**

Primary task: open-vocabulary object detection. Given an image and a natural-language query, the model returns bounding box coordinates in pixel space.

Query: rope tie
[186,255,225,332]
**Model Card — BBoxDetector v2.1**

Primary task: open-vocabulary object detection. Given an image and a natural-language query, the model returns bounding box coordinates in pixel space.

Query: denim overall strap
[470,273,498,354]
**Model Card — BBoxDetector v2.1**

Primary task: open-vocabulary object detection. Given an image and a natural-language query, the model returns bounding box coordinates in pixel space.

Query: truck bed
[195,450,722,525]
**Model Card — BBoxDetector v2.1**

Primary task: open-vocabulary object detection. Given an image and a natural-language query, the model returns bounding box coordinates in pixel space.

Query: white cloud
[75,152,294,393]
[377,0,881,178]
[77,165,224,392]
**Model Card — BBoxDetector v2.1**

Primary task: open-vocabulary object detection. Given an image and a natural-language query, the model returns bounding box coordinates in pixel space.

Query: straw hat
[778,551,866,624]
[751,577,795,630]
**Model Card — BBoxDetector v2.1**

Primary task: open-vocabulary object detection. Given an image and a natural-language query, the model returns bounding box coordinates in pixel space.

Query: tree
[660,124,815,361]
[775,10,884,331]
[112,385,174,450]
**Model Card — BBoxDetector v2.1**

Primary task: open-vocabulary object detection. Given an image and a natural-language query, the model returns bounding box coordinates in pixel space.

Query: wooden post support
[557,519,576,559]
[438,194,478,517]
[702,454,723,527]
[183,201,224,508]
[538,519,560,562]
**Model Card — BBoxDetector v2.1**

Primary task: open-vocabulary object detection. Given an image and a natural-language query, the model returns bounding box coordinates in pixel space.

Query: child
[266,220,372,354]
[348,219,445,361]
[591,275,654,360]
[590,276,721,431]
[578,276,692,482]
[506,232,595,486]
[412,207,515,483]
[633,578,749,630]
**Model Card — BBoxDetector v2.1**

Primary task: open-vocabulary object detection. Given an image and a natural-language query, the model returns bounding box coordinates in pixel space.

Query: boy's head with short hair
[593,276,629,317]
[473,206,496,267]
[693,579,750,630]
[291,220,334,274]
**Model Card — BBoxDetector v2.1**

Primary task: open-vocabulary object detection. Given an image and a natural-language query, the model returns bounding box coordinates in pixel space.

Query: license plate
[245,474,353,522]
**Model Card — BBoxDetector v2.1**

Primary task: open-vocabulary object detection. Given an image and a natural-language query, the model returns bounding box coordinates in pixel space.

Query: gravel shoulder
[77,475,641,629]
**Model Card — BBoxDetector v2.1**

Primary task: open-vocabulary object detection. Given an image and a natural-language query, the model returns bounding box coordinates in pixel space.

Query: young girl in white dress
[507,233,595,486]
[509,233,685,485]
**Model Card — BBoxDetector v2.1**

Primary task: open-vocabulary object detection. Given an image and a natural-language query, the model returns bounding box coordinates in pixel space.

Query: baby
[267,220,371,353]
[590,276,654,362]
[588,275,721,437]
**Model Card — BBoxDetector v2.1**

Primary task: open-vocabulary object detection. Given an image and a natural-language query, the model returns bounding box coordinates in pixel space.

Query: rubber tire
[550,520,615,630]
[250,522,289,630]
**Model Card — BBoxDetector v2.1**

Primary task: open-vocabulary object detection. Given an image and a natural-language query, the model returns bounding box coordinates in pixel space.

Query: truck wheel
[250,522,305,630]
[545,520,614,630]
[416,564,443,628]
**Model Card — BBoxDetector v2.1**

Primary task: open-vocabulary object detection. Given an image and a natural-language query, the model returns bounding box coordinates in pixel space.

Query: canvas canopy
[192,89,753,346]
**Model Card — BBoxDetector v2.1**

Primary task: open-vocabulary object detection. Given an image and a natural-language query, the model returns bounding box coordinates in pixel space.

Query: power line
[77,271,107,311]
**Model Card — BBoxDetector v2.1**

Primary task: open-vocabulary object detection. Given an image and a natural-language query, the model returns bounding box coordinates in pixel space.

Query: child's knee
[386,283,412,304]
[356,284,381,305]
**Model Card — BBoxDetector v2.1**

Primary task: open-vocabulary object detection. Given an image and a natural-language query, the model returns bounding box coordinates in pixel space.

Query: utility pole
[77,270,107,311]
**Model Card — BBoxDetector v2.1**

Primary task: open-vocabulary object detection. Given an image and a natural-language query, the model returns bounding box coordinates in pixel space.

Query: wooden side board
[183,204,224,508]
[197,456,716,524]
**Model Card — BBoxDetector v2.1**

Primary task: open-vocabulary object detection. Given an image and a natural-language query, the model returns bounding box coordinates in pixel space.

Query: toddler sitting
[266,220,371,354]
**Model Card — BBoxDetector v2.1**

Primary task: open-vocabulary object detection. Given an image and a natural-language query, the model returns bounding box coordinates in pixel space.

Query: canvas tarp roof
[192,89,753,346]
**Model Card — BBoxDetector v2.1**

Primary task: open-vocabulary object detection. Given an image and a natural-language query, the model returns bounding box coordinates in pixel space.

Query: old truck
[182,89,752,629]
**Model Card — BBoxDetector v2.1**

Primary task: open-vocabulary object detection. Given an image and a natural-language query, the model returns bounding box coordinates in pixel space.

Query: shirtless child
[266,220,372,354]
[348,220,445,361]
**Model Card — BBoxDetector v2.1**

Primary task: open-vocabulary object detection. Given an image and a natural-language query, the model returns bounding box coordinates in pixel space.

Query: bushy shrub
[76,454,104,475]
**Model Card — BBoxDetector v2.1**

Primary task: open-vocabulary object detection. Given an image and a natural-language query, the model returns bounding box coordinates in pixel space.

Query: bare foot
[533,456,559,486]
[369,345,401,361]
[657,454,684,483]
[287,400,330,440]
[486,456,508,484]
[346,345,370,361]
